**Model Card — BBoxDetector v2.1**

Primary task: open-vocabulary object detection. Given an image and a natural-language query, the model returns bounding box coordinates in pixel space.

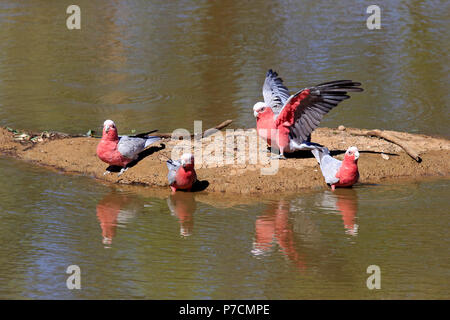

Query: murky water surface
[0,1,449,299]
[0,158,448,299]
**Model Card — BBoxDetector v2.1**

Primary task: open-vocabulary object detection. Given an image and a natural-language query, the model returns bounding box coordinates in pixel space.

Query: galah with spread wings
[311,146,360,190]
[253,70,363,158]
[96,120,161,176]
[166,153,197,192]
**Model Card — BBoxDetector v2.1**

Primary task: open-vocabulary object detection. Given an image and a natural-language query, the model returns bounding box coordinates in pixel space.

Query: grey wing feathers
[144,136,161,148]
[166,159,181,185]
[117,136,160,159]
[117,136,147,160]
[290,80,363,142]
[311,148,341,185]
[263,69,291,114]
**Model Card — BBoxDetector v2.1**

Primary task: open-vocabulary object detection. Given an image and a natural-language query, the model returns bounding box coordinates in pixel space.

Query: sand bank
[1,126,449,194]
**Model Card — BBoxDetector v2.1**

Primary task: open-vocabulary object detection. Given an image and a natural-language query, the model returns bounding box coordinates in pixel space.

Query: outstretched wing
[166,159,181,185]
[262,69,291,114]
[276,80,363,142]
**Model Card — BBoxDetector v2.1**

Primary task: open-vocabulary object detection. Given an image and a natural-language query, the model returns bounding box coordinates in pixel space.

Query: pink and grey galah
[166,153,197,192]
[311,146,360,190]
[96,120,161,176]
[253,70,363,158]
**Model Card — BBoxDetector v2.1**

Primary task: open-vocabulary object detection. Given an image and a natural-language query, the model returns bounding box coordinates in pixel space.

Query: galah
[96,119,161,176]
[253,70,363,158]
[311,146,360,190]
[166,153,197,192]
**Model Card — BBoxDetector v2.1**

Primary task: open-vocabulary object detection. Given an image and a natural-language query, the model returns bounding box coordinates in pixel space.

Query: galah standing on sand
[96,119,161,176]
[166,153,197,192]
[311,146,360,190]
[253,70,363,158]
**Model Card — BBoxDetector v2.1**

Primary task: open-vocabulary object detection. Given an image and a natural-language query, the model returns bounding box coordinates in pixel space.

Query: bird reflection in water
[167,192,197,237]
[96,191,137,246]
[252,200,307,272]
[320,189,359,236]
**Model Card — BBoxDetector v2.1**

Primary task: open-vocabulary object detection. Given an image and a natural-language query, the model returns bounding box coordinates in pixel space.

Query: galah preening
[166,153,197,192]
[253,70,363,158]
[311,146,360,190]
[96,119,161,176]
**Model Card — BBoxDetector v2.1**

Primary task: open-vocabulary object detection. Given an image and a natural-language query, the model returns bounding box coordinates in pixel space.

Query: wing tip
[317,80,364,89]
[266,69,278,78]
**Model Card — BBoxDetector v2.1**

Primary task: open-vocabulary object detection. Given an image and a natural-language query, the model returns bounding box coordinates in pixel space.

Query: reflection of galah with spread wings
[253,70,363,159]
[252,200,306,272]
[96,120,161,176]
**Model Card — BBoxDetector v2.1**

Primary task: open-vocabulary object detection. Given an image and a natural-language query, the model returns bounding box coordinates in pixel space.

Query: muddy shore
[1,126,449,194]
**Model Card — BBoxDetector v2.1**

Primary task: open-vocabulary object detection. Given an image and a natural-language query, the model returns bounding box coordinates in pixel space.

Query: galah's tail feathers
[166,159,181,185]
[289,140,324,152]
[311,147,330,164]
[311,148,341,185]
[144,136,161,148]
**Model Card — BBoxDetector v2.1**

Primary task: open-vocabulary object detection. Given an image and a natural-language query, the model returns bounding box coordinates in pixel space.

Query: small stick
[347,128,421,162]
[154,119,233,139]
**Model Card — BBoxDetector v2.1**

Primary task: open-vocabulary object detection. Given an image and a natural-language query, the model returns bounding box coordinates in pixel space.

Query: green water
[0,1,449,299]
[0,158,448,299]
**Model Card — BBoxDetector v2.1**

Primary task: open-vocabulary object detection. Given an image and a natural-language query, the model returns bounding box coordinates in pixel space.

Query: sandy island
[1,126,449,194]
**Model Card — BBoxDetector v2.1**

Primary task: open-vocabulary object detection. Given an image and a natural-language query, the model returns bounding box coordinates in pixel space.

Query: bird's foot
[270,154,286,160]
[170,186,177,193]
[331,185,336,191]
[117,167,128,177]
[103,170,111,176]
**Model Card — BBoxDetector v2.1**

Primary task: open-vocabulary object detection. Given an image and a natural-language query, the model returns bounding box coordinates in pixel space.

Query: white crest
[253,102,266,117]
[347,146,360,160]
[181,153,194,165]
[103,119,115,128]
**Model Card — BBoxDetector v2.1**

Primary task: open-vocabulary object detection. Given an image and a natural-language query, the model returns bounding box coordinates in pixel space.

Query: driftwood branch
[346,128,421,162]
[154,119,233,139]
[4,120,234,143]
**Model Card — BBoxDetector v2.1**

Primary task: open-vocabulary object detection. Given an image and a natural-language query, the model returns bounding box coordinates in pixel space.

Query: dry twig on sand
[154,120,233,139]
[346,128,421,162]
